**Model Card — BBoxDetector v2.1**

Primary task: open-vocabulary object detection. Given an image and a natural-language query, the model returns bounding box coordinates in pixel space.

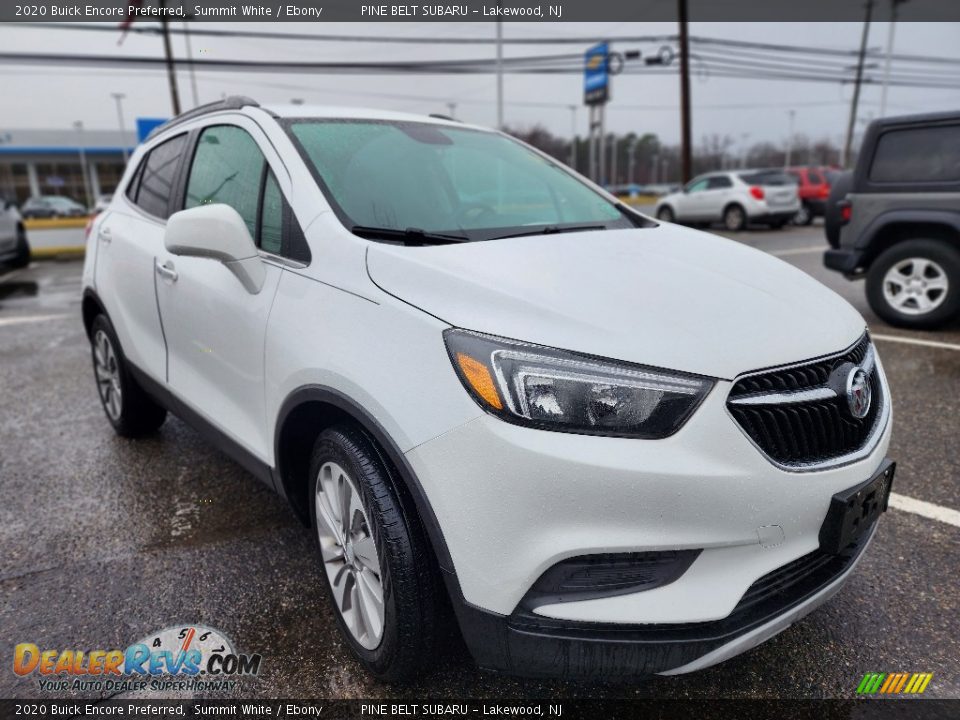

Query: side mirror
[164,204,265,294]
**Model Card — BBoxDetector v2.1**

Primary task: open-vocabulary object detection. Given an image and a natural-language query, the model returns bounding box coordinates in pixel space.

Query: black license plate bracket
[818,459,895,555]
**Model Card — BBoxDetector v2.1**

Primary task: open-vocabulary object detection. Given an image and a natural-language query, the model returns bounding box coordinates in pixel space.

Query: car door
[676,177,710,220]
[698,175,735,221]
[94,133,189,383]
[154,120,287,465]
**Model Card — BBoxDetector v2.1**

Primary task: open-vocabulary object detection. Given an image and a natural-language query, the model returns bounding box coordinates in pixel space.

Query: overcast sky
[0,21,958,149]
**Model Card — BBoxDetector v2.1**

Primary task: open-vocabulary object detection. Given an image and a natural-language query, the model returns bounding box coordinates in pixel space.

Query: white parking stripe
[769,246,823,257]
[0,314,70,327]
[889,493,960,528]
[872,333,960,352]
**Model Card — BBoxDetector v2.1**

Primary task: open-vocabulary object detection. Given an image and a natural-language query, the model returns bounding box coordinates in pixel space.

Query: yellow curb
[617,194,659,206]
[31,246,86,259]
[24,217,91,230]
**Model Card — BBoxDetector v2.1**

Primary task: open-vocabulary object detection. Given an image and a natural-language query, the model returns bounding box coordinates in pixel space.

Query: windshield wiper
[351,225,469,245]
[489,224,609,241]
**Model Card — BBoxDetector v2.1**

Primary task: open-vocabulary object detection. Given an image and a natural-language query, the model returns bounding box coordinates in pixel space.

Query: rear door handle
[155,260,178,282]
[99,227,112,243]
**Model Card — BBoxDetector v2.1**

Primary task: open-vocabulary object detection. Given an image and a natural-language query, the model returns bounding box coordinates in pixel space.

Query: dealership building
[0,127,137,207]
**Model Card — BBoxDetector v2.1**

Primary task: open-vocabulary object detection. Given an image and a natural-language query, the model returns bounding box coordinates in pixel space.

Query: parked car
[825,110,960,329]
[0,200,30,268]
[21,195,88,219]
[82,97,893,682]
[786,166,832,226]
[655,170,800,231]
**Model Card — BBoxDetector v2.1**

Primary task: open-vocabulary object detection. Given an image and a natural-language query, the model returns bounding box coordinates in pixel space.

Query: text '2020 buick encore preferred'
[82,97,894,681]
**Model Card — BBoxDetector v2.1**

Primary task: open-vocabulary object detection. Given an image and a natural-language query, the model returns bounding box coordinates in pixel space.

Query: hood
[366,226,865,379]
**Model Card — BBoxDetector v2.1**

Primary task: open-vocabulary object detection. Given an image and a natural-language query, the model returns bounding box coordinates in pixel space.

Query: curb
[31,246,86,260]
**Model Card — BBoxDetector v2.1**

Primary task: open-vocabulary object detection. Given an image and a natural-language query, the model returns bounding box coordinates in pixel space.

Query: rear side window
[707,176,732,189]
[740,170,792,186]
[807,169,825,184]
[133,134,188,219]
[869,124,960,183]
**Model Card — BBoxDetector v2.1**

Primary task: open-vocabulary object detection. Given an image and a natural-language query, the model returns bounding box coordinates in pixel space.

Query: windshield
[286,119,636,242]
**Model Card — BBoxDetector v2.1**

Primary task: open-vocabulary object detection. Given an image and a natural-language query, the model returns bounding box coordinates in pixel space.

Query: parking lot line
[872,334,960,352]
[0,313,70,327]
[889,492,960,528]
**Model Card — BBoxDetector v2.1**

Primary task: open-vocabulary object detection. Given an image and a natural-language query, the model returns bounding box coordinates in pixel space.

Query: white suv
[82,97,893,681]
[655,170,800,231]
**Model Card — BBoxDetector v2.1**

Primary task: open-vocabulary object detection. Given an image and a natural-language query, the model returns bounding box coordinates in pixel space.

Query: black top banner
[1,0,959,23]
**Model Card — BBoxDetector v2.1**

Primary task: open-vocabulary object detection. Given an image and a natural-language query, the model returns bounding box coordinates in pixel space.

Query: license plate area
[818,459,895,555]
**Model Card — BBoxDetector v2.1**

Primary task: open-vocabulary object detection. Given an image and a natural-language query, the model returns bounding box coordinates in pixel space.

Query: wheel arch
[273,385,456,577]
[857,212,960,268]
[81,288,107,339]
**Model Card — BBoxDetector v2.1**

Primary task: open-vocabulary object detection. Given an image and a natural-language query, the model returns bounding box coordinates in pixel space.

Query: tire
[768,219,789,230]
[723,204,747,232]
[309,425,440,681]
[10,225,30,269]
[89,314,167,437]
[866,239,960,329]
[656,206,675,223]
[792,203,813,226]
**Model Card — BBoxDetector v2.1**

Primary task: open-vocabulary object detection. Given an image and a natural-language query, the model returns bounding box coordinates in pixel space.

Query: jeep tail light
[749,186,765,200]
[839,200,852,224]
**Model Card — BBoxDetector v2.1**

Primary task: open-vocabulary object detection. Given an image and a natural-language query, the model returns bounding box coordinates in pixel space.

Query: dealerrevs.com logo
[13,625,262,693]
[856,672,933,695]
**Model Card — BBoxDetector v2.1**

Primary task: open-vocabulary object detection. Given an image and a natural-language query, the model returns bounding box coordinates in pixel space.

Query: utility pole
[495,20,504,129]
[446,102,457,119]
[73,121,92,208]
[182,20,200,108]
[159,4,181,116]
[110,93,129,163]
[568,105,577,170]
[677,0,693,183]
[784,109,795,168]
[843,0,874,168]
[880,0,907,117]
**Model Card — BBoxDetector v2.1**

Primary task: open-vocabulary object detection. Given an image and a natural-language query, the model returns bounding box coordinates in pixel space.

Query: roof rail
[146,96,268,140]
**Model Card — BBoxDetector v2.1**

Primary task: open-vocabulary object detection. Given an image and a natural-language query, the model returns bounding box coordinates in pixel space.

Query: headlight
[444,329,714,438]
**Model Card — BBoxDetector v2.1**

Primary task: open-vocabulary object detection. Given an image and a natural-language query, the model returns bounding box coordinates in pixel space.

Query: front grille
[728,334,884,468]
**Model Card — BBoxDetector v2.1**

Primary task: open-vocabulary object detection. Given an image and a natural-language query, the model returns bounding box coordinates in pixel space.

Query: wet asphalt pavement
[1,224,958,700]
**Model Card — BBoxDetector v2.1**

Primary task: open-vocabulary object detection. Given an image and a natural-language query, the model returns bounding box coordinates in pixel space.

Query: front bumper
[406,366,892,676]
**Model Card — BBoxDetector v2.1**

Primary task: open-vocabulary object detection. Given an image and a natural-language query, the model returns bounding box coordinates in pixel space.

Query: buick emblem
[846,367,872,419]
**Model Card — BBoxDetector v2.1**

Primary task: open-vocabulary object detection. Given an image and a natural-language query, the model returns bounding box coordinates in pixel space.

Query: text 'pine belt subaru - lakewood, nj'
[82,97,894,681]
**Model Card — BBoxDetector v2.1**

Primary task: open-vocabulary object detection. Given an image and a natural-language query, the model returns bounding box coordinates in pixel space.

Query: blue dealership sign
[136,117,169,143]
[584,42,609,106]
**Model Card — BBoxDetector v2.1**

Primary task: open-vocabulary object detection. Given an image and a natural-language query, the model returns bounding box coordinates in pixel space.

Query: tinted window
[870,125,960,183]
[740,170,793,186]
[135,134,187,218]
[186,125,265,238]
[259,171,283,255]
[707,176,732,189]
[807,169,825,184]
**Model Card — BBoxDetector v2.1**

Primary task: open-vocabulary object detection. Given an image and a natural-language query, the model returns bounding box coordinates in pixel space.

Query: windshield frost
[288,120,629,241]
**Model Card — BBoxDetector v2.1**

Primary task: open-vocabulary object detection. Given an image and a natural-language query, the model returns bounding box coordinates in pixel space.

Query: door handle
[155,260,178,282]
[99,227,112,243]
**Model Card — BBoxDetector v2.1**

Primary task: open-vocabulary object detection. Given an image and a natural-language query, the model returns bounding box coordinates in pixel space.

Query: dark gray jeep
[825,111,960,329]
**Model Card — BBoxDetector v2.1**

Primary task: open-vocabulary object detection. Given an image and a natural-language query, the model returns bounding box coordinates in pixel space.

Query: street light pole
[880,0,907,117]
[73,121,92,208]
[843,0,874,168]
[110,93,129,163]
[785,109,795,168]
[447,102,457,119]
[495,20,504,129]
[677,0,693,183]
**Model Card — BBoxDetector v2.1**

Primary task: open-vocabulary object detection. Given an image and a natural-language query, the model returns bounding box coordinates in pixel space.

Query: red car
[786,166,833,225]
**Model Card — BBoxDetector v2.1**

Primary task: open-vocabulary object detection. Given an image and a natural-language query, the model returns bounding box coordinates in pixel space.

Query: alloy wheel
[882,257,949,316]
[724,206,745,231]
[314,461,385,649]
[93,329,123,420]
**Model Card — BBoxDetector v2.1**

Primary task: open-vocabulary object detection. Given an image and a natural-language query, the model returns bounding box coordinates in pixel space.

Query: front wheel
[656,206,675,223]
[309,425,441,681]
[866,239,960,329]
